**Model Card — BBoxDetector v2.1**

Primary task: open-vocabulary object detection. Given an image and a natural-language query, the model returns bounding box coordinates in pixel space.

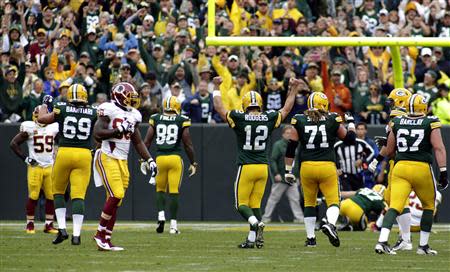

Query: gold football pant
[340,198,364,225]
[390,161,436,213]
[385,160,409,208]
[28,165,53,200]
[300,161,340,207]
[52,147,92,200]
[234,164,268,209]
[156,155,183,194]
[95,152,129,200]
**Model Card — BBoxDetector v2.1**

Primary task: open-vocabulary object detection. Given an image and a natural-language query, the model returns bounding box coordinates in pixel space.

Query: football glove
[344,112,355,123]
[25,157,38,166]
[368,159,379,173]
[438,170,448,191]
[42,95,54,112]
[374,136,387,150]
[140,158,158,177]
[188,162,198,177]
[149,176,156,186]
[117,119,135,134]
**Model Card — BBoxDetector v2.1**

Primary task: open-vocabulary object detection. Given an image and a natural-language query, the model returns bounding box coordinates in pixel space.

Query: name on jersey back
[400,118,424,126]
[244,114,268,122]
[160,115,176,121]
[66,106,94,115]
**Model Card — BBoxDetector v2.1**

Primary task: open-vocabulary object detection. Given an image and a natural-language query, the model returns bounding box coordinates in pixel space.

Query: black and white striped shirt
[334,138,375,175]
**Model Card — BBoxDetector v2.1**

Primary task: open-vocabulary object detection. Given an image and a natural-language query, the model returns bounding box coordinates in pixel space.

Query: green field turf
[1,222,449,271]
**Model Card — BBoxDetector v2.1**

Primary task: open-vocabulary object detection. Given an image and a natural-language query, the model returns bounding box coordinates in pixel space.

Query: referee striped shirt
[334,138,375,175]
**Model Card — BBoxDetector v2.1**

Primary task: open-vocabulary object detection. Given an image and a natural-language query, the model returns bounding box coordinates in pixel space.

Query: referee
[334,137,375,191]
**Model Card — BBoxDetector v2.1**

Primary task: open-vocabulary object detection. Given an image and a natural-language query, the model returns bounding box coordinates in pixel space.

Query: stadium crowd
[1,0,450,125]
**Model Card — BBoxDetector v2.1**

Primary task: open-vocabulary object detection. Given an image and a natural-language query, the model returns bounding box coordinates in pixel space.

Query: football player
[369,88,413,251]
[284,92,356,247]
[372,94,448,255]
[143,95,197,234]
[339,185,386,231]
[409,191,442,232]
[37,84,97,245]
[10,107,59,234]
[93,82,157,251]
[213,76,299,249]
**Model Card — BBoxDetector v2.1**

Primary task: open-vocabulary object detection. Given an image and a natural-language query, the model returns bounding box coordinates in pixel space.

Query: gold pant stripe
[96,151,114,197]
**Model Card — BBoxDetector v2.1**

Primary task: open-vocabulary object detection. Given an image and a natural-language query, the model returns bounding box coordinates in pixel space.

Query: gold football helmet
[387,88,412,109]
[372,184,386,198]
[307,92,329,111]
[242,91,263,112]
[408,94,428,116]
[67,84,88,103]
[163,95,181,114]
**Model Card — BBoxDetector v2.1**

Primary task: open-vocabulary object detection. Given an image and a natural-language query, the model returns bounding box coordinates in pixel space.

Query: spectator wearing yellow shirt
[304,62,323,93]
[431,84,450,124]
[255,0,272,31]
[272,0,303,23]
[227,71,254,111]
[229,0,251,36]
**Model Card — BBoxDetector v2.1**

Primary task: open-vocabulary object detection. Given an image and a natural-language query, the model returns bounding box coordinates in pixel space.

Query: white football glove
[149,177,156,186]
[188,162,198,177]
[140,158,158,177]
[368,159,379,173]
[344,112,355,123]
[118,119,135,134]
[25,157,38,166]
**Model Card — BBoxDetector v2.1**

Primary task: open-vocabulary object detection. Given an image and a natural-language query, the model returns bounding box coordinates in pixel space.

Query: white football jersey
[409,191,442,227]
[20,121,59,167]
[97,102,142,160]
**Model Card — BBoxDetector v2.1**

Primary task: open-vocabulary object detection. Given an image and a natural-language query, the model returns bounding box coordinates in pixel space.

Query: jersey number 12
[243,125,268,151]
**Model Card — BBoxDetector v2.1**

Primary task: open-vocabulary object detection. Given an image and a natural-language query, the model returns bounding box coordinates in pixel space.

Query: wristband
[213,90,221,97]
[375,154,385,162]
[440,167,447,172]
[285,165,293,174]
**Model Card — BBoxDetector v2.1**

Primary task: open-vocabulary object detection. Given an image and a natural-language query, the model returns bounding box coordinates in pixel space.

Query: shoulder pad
[180,114,190,119]
[266,110,276,114]
[20,121,35,133]
[56,102,67,106]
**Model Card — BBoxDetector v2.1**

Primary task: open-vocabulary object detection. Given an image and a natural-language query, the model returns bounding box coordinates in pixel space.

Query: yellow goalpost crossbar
[205,0,450,88]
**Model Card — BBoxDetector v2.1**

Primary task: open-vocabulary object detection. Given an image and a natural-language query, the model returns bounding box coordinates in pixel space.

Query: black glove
[374,136,387,150]
[43,95,54,112]
[439,170,448,190]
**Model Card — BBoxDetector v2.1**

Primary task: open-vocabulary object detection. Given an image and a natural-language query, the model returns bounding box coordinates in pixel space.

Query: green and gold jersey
[149,113,191,156]
[53,102,97,149]
[227,110,282,165]
[351,188,385,215]
[413,83,439,105]
[391,115,442,164]
[199,95,211,122]
[291,112,342,162]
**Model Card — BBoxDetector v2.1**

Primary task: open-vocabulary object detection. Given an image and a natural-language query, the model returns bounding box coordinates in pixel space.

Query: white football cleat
[169,228,180,234]
[375,242,396,255]
[93,235,111,251]
[392,238,413,251]
[417,245,437,255]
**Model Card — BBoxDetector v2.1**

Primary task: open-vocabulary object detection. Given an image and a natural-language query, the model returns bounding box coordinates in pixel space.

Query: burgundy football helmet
[111,82,140,110]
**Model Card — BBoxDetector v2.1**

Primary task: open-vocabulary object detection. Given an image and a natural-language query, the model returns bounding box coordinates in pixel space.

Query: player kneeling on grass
[213,76,299,249]
[339,185,386,231]
[284,92,356,248]
[93,82,157,251]
[10,106,59,234]
[371,94,448,255]
[143,95,198,234]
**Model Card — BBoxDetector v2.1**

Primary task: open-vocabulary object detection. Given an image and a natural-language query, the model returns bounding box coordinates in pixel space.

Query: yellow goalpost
[205,0,450,88]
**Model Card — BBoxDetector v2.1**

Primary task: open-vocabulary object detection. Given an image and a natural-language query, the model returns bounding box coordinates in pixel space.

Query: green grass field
[1,222,449,271]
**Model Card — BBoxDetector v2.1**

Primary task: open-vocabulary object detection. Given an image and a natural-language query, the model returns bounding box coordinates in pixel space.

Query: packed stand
[0,0,449,125]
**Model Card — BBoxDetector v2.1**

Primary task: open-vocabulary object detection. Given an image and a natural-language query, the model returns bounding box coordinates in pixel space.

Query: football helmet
[242,91,263,112]
[67,84,88,103]
[162,95,181,114]
[386,88,412,109]
[111,82,140,110]
[307,92,329,111]
[372,184,386,198]
[408,94,427,116]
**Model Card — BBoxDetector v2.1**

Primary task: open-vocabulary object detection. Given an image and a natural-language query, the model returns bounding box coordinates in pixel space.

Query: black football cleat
[304,237,317,247]
[321,223,340,247]
[52,229,69,244]
[238,240,255,249]
[255,222,265,249]
[71,235,81,245]
[156,220,165,233]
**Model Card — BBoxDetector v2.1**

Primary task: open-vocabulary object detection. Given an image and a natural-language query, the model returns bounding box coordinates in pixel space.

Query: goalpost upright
[205,0,450,89]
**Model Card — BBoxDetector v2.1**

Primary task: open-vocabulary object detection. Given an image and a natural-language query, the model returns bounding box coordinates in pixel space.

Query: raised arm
[279,77,300,121]
[212,76,228,122]
[37,105,55,124]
